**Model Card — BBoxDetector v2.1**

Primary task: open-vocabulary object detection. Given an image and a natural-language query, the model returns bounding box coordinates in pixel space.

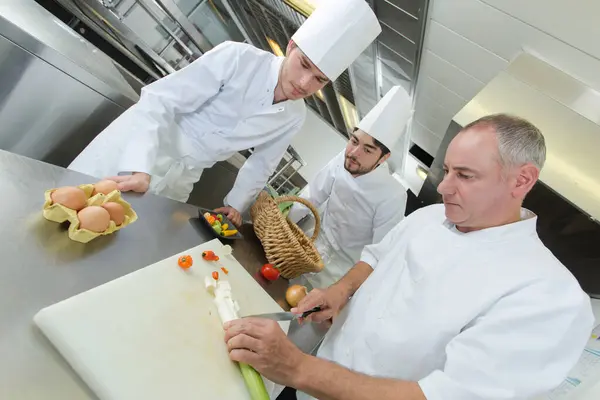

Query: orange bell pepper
[178,255,193,269]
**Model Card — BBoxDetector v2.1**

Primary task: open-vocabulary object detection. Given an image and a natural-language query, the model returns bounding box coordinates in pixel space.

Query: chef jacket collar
[443,208,538,242]
[353,161,391,184]
[263,56,285,108]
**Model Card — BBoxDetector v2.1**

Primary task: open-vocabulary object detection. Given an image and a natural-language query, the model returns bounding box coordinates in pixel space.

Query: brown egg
[50,186,87,211]
[92,180,118,196]
[77,206,110,232]
[102,202,125,226]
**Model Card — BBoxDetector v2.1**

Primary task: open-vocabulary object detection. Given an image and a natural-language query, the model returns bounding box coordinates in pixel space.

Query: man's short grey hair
[463,113,546,170]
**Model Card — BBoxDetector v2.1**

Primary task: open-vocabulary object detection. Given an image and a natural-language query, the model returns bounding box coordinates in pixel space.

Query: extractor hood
[416,53,600,296]
[453,53,600,223]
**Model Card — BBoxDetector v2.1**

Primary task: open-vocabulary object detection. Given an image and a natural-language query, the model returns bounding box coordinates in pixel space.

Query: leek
[205,278,270,400]
[239,362,270,400]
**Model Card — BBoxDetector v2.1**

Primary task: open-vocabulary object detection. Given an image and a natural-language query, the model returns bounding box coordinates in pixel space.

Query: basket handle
[275,195,321,242]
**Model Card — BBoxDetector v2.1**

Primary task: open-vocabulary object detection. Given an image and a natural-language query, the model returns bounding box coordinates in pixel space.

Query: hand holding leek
[224,317,307,389]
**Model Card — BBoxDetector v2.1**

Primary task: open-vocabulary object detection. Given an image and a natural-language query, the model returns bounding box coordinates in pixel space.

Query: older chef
[68,0,381,226]
[287,86,412,289]
[224,114,594,400]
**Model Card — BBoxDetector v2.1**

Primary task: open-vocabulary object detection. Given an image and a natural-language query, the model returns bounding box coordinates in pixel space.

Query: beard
[344,156,376,176]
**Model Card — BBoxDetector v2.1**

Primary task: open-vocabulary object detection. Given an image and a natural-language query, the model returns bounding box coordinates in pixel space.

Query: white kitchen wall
[291,109,347,182]
[410,0,600,156]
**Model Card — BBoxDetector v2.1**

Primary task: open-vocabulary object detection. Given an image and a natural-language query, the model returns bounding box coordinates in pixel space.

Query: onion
[286,284,308,307]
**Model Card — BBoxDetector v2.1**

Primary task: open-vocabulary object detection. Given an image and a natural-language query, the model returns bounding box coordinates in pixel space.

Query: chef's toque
[357,85,413,150]
[292,0,381,81]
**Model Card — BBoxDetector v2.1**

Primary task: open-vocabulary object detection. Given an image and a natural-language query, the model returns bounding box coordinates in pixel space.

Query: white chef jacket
[298,204,594,400]
[69,41,306,210]
[288,151,407,289]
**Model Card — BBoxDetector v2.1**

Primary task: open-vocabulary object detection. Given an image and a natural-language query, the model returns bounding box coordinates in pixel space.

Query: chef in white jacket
[288,86,411,289]
[68,0,381,225]
[224,114,594,400]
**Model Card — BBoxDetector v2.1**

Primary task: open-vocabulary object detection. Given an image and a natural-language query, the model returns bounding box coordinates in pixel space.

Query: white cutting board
[34,239,288,400]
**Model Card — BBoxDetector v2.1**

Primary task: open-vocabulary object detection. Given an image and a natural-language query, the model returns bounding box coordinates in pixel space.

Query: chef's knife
[246,306,322,321]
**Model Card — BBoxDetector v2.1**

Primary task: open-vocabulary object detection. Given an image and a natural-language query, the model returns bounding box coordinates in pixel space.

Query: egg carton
[43,184,138,243]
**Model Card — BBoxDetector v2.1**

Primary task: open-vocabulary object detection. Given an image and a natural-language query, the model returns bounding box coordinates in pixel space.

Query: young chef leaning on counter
[68,0,381,227]
[224,114,595,400]
[287,85,412,290]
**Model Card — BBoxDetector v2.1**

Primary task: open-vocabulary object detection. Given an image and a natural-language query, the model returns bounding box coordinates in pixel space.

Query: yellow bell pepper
[222,223,229,230]
[222,229,238,237]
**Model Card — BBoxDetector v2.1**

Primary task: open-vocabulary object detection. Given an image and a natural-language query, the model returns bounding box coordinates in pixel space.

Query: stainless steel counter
[0,149,307,399]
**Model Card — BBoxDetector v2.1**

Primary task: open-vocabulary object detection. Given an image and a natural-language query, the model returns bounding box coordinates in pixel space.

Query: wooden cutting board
[34,239,288,400]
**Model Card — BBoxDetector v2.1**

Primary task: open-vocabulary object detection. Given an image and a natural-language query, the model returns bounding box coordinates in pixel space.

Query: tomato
[260,264,280,281]
[178,255,193,269]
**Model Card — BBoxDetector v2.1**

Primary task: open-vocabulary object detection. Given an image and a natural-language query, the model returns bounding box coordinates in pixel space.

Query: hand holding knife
[245,306,322,322]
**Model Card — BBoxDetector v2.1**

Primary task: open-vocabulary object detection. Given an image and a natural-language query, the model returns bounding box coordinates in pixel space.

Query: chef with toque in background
[288,85,412,291]
[68,0,381,227]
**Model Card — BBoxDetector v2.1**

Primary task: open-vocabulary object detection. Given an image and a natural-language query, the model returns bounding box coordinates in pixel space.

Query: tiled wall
[410,0,600,157]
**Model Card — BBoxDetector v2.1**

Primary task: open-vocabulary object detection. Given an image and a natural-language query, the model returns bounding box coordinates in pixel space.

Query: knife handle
[300,306,322,319]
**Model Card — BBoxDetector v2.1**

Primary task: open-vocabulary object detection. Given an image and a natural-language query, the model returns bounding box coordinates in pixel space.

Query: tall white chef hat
[291,0,381,81]
[357,85,413,151]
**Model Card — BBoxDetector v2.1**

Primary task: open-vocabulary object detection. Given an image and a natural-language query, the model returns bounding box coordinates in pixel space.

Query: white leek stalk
[205,277,269,400]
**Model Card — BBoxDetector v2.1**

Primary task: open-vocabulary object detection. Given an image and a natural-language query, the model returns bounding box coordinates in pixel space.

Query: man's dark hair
[373,138,391,157]
[352,127,390,157]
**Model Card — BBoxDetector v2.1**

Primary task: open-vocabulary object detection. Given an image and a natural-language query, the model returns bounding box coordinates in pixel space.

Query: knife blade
[246,306,322,321]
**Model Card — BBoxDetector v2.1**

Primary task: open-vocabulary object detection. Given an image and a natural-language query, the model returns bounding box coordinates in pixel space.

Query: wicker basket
[250,191,324,279]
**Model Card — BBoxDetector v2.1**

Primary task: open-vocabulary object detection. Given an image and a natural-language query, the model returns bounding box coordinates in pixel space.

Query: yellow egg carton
[43,184,138,243]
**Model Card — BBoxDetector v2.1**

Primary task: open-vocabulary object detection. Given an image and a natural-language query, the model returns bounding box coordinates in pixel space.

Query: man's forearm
[332,261,373,297]
[293,354,425,400]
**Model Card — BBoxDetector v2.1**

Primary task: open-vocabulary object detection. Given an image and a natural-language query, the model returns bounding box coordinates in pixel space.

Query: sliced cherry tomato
[221,267,229,275]
[212,271,219,280]
[260,264,280,281]
[202,251,219,261]
[178,255,193,269]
